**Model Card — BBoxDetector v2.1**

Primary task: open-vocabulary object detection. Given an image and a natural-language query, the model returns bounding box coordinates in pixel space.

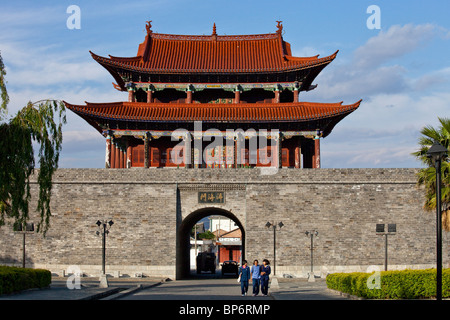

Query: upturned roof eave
[63,100,361,126]
[90,51,336,76]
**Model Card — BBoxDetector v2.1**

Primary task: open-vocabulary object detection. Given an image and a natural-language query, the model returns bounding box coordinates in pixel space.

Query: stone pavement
[0,276,164,300]
[269,277,349,300]
[0,275,347,300]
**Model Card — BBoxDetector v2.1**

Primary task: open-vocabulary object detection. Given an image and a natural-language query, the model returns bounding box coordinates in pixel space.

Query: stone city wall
[0,168,448,279]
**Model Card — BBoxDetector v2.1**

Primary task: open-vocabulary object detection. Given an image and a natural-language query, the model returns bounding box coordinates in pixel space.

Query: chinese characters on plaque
[198,191,225,204]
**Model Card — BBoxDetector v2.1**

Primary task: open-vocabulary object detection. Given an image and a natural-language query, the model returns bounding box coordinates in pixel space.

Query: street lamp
[376,223,396,271]
[14,222,34,268]
[96,219,113,288]
[426,141,447,301]
[266,221,284,276]
[305,230,318,282]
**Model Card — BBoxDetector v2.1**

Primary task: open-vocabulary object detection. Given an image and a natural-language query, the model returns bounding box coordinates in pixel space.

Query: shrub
[326,268,450,299]
[0,266,51,295]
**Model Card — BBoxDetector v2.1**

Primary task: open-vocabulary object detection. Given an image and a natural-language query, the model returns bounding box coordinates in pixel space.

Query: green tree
[412,117,450,231]
[0,51,66,235]
[197,230,216,240]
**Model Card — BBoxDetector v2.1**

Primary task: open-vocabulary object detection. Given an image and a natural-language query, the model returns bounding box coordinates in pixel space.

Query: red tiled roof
[218,228,242,239]
[213,229,229,238]
[64,100,361,123]
[90,32,337,75]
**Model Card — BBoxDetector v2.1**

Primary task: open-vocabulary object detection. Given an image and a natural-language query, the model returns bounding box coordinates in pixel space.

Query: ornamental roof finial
[146,20,152,35]
[212,22,217,36]
[276,20,283,35]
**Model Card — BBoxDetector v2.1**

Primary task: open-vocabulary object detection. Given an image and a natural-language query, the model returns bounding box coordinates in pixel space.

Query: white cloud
[292,46,321,58]
[0,6,62,30]
[322,144,420,168]
[63,130,103,144]
[6,85,124,116]
[353,24,436,69]
[411,66,450,91]
[320,90,450,168]
[303,23,442,102]
[306,23,450,168]
[2,41,108,88]
[0,7,127,168]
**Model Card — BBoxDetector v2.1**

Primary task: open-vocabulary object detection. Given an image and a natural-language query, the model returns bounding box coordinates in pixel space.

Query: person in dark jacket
[260,259,271,296]
[251,259,261,296]
[238,260,251,296]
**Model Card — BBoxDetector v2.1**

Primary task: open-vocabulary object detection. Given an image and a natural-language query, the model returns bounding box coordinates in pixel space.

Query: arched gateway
[0,168,447,280]
[176,207,245,279]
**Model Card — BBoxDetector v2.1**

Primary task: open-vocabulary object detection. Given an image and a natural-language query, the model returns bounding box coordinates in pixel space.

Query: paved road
[118,277,347,300]
[0,275,347,301]
[0,277,162,300]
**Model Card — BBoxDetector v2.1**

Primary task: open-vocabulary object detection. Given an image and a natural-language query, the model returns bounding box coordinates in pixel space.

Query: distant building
[209,216,238,234]
[216,228,242,264]
[209,216,242,264]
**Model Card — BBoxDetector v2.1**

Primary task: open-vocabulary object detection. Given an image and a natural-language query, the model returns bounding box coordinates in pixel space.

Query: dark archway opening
[176,207,245,280]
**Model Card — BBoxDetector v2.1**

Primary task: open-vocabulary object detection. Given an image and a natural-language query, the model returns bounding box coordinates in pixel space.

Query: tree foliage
[0,51,8,120]
[197,230,216,240]
[412,117,450,231]
[0,51,66,235]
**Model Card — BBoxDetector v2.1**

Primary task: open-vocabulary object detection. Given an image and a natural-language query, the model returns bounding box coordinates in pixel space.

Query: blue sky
[1,0,449,168]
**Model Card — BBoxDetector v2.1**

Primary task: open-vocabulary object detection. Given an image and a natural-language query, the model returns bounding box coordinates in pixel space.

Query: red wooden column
[184,133,192,168]
[117,145,123,169]
[234,88,240,104]
[105,132,112,168]
[144,133,150,168]
[122,147,126,168]
[126,141,132,168]
[293,88,299,102]
[294,146,300,168]
[274,88,280,103]
[115,143,120,169]
[234,133,244,168]
[276,132,282,168]
[186,87,193,104]
[314,137,321,169]
[233,136,238,168]
[294,137,301,169]
[193,135,201,168]
[110,139,116,168]
[128,88,135,102]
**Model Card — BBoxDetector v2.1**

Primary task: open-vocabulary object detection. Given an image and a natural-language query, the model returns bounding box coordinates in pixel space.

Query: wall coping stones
[28,168,421,185]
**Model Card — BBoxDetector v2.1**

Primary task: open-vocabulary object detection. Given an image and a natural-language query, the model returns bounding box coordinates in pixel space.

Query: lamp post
[376,223,396,271]
[305,230,318,282]
[265,221,284,276]
[426,141,447,301]
[14,222,34,268]
[96,219,113,288]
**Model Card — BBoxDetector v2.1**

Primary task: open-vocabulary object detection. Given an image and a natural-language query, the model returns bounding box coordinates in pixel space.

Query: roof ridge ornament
[146,20,152,35]
[276,20,283,35]
[212,22,217,36]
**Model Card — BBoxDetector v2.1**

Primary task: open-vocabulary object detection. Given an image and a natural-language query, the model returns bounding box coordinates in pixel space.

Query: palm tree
[412,117,450,231]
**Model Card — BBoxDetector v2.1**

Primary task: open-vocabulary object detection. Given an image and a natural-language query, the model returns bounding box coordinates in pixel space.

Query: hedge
[326,268,450,299]
[0,266,51,295]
